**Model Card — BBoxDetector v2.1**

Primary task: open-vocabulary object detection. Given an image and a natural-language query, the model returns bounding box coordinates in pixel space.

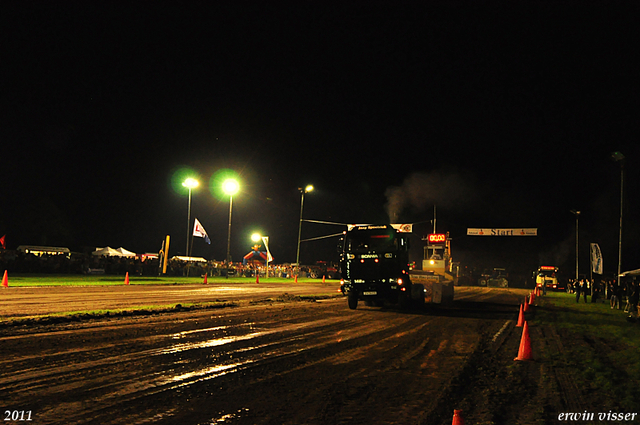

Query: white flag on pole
[590,243,603,274]
[193,218,211,244]
[262,236,273,262]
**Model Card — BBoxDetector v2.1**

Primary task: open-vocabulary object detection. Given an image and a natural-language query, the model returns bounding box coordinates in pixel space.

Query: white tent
[116,247,137,257]
[93,247,135,257]
[171,256,208,263]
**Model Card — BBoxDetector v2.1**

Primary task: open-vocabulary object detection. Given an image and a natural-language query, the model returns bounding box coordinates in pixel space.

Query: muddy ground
[0,286,592,424]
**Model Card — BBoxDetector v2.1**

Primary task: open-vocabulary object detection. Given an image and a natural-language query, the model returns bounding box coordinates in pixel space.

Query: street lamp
[296,185,314,276]
[182,178,199,257]
[611,151,625,282]
[570,209,581,283]
[223,178,240,278]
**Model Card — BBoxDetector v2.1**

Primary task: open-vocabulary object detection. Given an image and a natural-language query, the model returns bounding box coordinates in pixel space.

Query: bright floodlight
[251,233,262,243]
[305,185,314,193]
[222,179,239,196]
[182,177,199,189]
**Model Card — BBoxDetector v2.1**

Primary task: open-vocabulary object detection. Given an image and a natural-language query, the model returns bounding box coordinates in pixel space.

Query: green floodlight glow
[170,167,200,195]
[210,169,241,200]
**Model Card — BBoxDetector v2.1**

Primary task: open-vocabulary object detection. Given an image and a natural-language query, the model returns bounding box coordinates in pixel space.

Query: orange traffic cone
[514,321,533,361]
[516,304,524,327]
[124,272,130,285]
[295,274,298,283]
[452,409,464,425]
[256,274,260,284]
[529,291,535,305]
[2,270,8,288]
[204,273,208,284]
[523,296,529,312]
[322,275,326,283]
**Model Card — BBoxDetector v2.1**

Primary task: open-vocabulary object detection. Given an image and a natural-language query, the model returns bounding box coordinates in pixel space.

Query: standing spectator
[624,280,632,313]
[576,279,583,303]
[592,280,602,303]
[583,279,589,303]
[611,280,620,309]
[629,279,639,319]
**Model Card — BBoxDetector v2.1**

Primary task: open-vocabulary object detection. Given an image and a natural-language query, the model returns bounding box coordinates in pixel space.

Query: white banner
[467,228,537,236]
[590,243,603,274]
[391,223,413,233]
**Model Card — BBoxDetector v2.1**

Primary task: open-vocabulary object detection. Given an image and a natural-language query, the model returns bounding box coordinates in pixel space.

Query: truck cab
[339,224,424,309]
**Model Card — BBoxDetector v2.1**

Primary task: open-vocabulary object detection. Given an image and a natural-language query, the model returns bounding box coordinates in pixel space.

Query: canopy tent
[170,256,207,263]
[93,246,135,257]
[243,250,270,265]
[116,247,136,256]
[17,245,70,256]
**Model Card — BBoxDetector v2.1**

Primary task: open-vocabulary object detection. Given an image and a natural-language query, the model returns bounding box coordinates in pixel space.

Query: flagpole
[182,178,199,258]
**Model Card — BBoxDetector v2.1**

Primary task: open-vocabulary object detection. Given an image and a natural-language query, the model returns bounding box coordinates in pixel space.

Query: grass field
[536,291,640,410]
[2,273,340,287]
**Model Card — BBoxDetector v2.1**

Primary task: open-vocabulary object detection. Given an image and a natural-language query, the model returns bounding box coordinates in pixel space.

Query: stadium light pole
[182,178,199,257]
[296,185,314,277]
[611,151,625,282]
[223,178,240,279]
[570,209,580,283]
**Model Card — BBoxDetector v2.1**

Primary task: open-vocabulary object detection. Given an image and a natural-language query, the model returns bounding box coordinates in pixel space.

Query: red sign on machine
[427,233,447,244]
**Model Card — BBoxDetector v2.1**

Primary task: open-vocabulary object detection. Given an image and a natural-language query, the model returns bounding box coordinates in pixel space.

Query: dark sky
[2,1,640,275]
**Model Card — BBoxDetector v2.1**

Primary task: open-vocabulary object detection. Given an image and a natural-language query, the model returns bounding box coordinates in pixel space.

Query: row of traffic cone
[450,289,540,424]
[514,289,536,361]
[1,270,132,287]
[0,269,326,288]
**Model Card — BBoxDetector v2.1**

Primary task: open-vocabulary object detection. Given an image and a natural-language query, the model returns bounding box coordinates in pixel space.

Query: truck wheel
[412,284,425,309]
[348,293,358,310]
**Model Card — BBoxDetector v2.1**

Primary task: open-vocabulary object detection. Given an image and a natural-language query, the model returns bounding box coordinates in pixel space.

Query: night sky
[3,2,640,276]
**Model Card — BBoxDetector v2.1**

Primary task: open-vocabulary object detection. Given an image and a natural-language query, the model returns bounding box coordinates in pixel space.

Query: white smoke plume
[385,169,479,223]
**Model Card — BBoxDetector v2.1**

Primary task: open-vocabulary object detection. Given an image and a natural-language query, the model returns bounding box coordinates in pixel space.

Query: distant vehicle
[535,266,565,291]
[304,261,341,279]
[338,224,425,310]
[487,268,509,288]
[478,268,509,287]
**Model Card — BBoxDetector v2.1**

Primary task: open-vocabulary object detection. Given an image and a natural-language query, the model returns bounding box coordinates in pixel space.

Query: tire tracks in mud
[1,301,437,424]
[422,303,592,425]
[0,288,534,424]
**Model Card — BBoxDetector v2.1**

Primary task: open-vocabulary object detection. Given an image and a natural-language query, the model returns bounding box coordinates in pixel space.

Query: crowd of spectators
[567,277,640,321]
[0,250,303,279]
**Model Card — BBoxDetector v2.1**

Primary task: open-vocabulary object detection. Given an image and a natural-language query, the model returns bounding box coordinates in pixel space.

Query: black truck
[338,224,425,309]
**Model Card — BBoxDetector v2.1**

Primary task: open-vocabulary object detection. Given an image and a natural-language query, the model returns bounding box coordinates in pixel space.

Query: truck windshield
[346,232,398,253]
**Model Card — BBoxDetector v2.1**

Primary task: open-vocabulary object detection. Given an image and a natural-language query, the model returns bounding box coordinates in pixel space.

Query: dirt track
[0,281,340,320]
[0,286,577,424]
